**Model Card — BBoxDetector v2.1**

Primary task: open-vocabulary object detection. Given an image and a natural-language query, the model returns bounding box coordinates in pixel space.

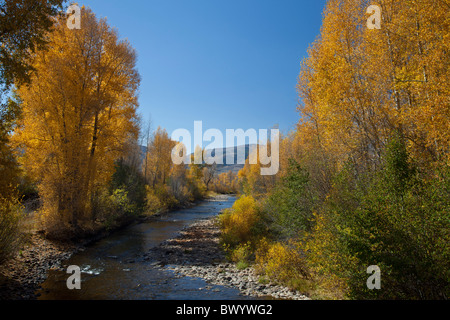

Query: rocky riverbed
[0,233,78,300]
[1,202,311,300]
[141,218,310,300]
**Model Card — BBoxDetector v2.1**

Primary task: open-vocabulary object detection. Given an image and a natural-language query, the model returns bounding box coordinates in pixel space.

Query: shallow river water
[36,195,254,300]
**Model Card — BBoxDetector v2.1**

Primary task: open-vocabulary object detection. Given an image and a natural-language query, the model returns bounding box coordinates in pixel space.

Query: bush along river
[32,195,309,300]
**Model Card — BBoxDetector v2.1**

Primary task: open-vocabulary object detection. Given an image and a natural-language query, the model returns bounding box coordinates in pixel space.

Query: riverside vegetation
[217,0,449,300]
[0,5,237,259]
[0,0,449,301]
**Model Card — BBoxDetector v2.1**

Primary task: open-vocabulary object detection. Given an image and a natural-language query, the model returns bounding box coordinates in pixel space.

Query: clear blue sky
[81,0,327,139]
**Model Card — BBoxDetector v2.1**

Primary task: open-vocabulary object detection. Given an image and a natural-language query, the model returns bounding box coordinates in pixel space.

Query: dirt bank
[0,233,79,300]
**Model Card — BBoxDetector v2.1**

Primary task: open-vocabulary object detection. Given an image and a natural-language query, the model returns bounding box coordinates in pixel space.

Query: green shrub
[230,242,253,263]
[110,160,146,214]
[236,260,250,270]
[313,134,450,299]
[263,159,315,240]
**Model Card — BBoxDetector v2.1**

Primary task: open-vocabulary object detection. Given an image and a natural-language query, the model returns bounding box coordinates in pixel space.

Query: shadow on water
[36,195,256,300]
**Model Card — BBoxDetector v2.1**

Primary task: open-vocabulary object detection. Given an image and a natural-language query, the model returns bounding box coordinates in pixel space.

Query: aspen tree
[14,8,140,235]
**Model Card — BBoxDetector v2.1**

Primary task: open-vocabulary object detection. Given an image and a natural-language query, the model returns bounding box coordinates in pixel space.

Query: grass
[258,275,270,285]
[236,261,250,270]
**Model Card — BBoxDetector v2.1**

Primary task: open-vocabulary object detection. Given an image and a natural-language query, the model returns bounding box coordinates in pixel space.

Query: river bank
[0,233,78,300]
[1,195,310,300]
[142,218,310,300]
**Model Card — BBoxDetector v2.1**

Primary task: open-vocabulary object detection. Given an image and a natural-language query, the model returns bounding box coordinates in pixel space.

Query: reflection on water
[37,195,254,300]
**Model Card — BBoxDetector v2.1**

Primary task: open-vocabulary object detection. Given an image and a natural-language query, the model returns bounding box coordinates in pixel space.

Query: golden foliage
[231,0,449,299]
[210,170,239,194]
[297,0,450,168]
[0,194,24,263]
[219,195,259,247]
[13,8,140,235]
[303,213,354,299]
[255,239,309,283]
[144,127,176,187]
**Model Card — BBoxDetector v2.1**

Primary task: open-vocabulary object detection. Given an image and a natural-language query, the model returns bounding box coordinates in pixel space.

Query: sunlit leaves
[13,7,140,234]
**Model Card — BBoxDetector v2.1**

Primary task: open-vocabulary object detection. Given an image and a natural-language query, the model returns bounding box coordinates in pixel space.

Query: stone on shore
[141,218,310,300]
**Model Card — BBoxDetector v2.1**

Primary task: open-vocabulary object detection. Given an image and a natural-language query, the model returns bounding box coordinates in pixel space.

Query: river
[36,195,253,300]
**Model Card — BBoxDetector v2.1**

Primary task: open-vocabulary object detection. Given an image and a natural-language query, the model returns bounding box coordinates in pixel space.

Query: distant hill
[139,144,257,174]
[206,144,257,174]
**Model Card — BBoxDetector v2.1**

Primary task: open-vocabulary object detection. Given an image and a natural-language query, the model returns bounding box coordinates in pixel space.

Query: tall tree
[0,0,65,92]
[202,164,216,190]
[144,126,176,187]
[294,0,450,299]
[13,7,140,235]
[1,0,65,198]
[1,0,66,259]
[141,116,152,182]
[297,0,450,170]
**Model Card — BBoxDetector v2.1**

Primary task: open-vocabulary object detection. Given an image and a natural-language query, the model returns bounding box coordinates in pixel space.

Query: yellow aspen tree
[144,126,176,187]
[297,0,449,171]
[361,0,449,164]
[13,8,140,235]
